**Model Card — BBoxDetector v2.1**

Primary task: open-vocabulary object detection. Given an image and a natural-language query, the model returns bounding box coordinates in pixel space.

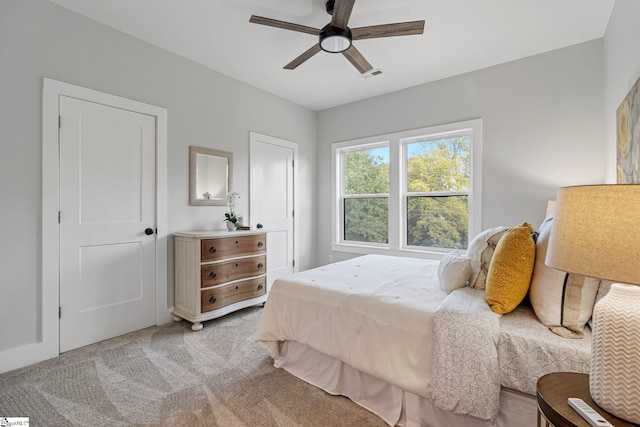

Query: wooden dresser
[173,230,267,331]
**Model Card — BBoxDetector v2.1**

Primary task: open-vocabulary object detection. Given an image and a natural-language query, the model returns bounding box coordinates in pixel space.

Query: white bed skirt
[275,341,538,427]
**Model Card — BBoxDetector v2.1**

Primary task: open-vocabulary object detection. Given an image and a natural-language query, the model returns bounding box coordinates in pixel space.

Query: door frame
[27,78,167,369]
[249,131,299,275]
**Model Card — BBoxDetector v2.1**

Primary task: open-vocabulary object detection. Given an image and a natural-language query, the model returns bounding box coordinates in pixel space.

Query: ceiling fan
[249,0,425,74]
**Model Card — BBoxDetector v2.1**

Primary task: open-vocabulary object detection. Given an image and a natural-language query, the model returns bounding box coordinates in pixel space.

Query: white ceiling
[48,0,614,111]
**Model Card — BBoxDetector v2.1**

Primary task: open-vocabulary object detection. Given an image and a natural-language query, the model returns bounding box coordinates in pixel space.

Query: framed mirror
[189,146,233,206]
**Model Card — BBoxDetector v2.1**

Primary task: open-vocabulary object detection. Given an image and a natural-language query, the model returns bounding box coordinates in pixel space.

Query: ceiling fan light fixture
[319,25,352,53]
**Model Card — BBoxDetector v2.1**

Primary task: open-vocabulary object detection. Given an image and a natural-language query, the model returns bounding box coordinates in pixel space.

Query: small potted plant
[224,191,240,231]
[224,211,238,230]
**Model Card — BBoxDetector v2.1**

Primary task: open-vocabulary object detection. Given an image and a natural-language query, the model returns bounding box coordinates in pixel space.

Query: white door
[59,96,157,352]
[249,132,297,289]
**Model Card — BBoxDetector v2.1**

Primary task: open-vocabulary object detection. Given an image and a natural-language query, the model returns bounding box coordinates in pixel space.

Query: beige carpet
[0,306,387,426]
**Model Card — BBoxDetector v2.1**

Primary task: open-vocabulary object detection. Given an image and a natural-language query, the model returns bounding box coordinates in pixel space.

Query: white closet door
[59,95,157,352]
[250,132,297,289]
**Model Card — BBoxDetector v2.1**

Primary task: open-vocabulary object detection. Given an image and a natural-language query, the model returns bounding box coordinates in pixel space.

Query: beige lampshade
[545,184,640,285]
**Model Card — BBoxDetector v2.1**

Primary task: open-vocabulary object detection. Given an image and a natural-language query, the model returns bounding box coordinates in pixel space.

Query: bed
[255,253,593,427]
[256,215,608,427]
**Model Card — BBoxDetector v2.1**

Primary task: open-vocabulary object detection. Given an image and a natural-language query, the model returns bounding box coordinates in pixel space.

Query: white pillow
[438,250,472,294]
[465,226,509,289]
[529,215,600,338]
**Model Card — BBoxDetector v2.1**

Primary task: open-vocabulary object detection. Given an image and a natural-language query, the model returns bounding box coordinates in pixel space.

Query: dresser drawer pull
[235,286,239,290]
[258,284,263,290]
[209,272,217,279]
[209,296,217,304]
[257,241,264,248]
[209,246,216,254]
[258,262,264,269]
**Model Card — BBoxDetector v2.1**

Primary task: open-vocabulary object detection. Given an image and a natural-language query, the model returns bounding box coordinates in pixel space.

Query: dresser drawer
[201,235,266,262]
[200,255,266,287]
[201,277,266,313]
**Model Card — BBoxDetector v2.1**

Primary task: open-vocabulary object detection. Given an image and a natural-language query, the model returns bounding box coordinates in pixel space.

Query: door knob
[256,223,263,229]
[145,228,155,235]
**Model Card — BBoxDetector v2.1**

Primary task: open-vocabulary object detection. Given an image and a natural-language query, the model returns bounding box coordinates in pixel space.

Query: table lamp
[546,184,640,424]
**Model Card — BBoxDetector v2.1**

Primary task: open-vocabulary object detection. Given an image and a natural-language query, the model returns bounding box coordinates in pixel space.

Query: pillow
[529,215,600,338]
[485,222,537,314]
[466,226,509,289]
[594,280,613,307]
[438,250,472,294]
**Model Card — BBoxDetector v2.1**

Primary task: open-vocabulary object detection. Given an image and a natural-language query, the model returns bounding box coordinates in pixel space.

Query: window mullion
[335,146,346,245]
[406,191,469,197]
[343,194,388,199]
[388,138,401,250]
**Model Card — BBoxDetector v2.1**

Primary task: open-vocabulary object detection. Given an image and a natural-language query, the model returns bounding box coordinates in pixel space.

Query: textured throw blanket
[431,287,502,421]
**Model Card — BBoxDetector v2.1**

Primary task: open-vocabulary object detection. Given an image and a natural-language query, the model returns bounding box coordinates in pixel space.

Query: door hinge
[58,115,61,129]
[59,306,62,319]
[58,211,61,223]
[292,259,295,267]
[292,209,294,217]
[292,159,294,168]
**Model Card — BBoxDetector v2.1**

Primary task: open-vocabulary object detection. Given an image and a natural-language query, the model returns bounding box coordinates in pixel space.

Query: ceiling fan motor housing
[320,24,352,53]
[325,0,335,15]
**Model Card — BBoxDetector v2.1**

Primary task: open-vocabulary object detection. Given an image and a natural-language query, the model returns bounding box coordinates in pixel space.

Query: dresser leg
[191,322,203,331]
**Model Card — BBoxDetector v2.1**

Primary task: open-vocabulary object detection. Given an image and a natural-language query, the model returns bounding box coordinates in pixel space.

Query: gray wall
[317,40,606,264]
[0,0,317,353]
[603,0,640,181]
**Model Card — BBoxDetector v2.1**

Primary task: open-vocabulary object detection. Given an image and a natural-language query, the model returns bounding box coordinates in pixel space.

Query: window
[342,145,389,244]
[405,134,470,250]
[332,120,481,258]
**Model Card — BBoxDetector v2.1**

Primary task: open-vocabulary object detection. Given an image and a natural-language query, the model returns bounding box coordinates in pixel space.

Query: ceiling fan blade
[284,44,322,70]
[352,20,425,40]
[250,15,320,36]
[342,45,373,74]
[330,0,355,29]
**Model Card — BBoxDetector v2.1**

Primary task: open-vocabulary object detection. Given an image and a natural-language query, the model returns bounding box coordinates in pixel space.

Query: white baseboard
[0,307,175,374]
[158,307,174,325]
[0,341,58,374]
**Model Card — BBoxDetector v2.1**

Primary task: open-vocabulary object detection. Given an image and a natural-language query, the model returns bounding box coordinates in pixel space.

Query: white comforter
[255,254,446,398]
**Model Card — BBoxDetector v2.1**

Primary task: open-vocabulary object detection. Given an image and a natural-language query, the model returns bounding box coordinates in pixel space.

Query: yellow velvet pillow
[485,222,537,314]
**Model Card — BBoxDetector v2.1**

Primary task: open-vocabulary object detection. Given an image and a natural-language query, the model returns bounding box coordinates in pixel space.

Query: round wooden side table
[536,372,639,427]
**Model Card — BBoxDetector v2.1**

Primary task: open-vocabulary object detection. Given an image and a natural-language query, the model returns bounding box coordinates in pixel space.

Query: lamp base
[590,283,640,424]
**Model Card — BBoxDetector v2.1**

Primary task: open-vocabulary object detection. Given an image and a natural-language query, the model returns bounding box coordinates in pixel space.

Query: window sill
[331,243,446,261]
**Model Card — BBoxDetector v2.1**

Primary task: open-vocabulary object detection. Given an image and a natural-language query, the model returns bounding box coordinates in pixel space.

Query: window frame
[338,141,390,248]
[331,119,482,259]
